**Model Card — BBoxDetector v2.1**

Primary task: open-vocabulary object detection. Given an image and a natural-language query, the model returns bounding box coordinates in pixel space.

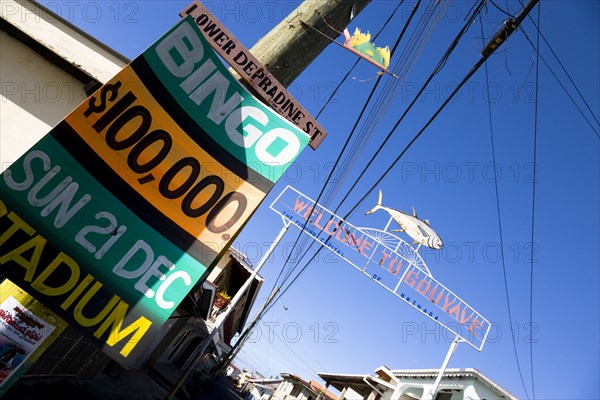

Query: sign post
[425,335,462,400]
[167,221,290,399]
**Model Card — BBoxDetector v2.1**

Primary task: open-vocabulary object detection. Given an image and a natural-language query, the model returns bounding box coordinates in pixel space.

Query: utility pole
[245,0,371,87]
[169,0,372,397]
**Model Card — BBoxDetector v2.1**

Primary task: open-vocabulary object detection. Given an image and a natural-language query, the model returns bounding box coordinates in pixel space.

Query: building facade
[319,366,517,400]
[271,373,337,400]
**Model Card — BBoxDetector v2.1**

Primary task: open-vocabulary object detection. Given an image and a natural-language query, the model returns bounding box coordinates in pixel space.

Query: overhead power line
[518,28,599,138]
[315,0,407,119]
[275,0,430,289]
[226,1,417,367]
[479,11,531,400]
[230,0,542,382]
[262,0,492,319]
[262,0,541,337]
[324,0,447,207]
[273,0,479,296]
[275,0,409,289]
[277,0,429,288]
[528,4,541,399]
[518,0,599,128]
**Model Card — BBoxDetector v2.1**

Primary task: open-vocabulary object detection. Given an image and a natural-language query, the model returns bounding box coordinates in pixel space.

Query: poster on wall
[0,280,67,395]
[0,295,55,386]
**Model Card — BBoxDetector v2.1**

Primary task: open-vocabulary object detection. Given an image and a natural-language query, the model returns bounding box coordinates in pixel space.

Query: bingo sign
[270,186,491,351]
[0,16,309,367]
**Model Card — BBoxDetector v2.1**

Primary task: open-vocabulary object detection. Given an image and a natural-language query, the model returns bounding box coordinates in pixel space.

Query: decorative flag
[343,28,391,71]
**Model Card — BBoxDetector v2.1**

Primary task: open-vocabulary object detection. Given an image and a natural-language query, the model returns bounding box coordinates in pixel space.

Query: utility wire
[229,2,415,363]
[276,0,418,287]
[284,0,426,288]
[518,27,599,137]
[332,0,488,215]
[489,0,516,18]
[278,301,328,372]
[325,0,445,206]
[233,0,542,372]
[271,330,321,377]
[231,1,429,354]
[285,0,447,285]
[277,0,408,290]
[478,13,531,400]
[263,0,493,318]
[283,0,467,285]
[271,1,407,289]
[518,0,599,127]
[332,0,540,223]
[265,0,541,336]
[529,3,541,399]
[274,71,383,287]
[265,3,546,394]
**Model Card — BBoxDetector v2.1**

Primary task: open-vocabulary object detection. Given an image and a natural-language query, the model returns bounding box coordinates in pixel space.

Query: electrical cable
[331,0,488,216]
[326,0,447,206]
[276,0,433,288]
[226,6,414,364]
[275,0,419,288]
[350,0,441,147]
[270,1,408,291]
[478,13,531,400]
[262,0,491,319]
[518,0,599,127]
[528,3,541,399]
[270,330,320,377]
[230,2,428,353]
[273,71,383,288]
[489,0,516,18]
[235,0,541,374]
[265,1,544,333]
[278,301,329,372]
[518,27,599,137]
[273,0,409,292]
[271,0,471,292]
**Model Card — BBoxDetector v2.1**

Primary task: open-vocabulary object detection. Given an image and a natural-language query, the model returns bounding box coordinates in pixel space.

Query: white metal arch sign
[270,186,491,351]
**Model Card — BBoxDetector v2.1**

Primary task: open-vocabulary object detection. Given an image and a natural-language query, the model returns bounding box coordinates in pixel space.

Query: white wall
[1,0,128,171]
[0,30,87,170]
[1,0,125,83]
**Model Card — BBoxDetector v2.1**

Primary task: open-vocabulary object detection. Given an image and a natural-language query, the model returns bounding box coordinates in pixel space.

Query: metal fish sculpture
[366,190,443,251]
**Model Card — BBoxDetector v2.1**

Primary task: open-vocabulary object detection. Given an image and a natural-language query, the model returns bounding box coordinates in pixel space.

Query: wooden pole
[247,0,372,87]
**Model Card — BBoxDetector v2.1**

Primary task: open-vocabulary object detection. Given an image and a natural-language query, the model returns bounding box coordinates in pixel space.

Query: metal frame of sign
[270,185,491,351]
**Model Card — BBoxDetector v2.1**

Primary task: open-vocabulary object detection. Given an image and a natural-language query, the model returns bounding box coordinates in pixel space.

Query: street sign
[270,186,491,351]
[181,1,328,149]
[0,16,309,367]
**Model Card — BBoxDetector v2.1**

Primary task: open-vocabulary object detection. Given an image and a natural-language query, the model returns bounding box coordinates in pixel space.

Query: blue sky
[38,1,599,398]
